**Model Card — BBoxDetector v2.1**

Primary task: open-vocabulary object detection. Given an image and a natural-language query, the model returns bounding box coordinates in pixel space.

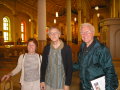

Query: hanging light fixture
[95,6,99,10]
[74,17,77,22]
[97,13,100,17]
[56,12,58,17]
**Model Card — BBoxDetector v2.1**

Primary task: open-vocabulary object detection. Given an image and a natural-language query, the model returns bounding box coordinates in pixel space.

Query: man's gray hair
[48,27,61,35]
[80,23,95,33]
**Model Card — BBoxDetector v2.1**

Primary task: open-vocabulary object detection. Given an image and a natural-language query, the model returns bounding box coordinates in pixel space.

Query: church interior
[0,0,120,89]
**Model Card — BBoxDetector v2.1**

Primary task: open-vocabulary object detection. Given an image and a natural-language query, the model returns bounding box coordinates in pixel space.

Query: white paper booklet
[90,76,105,90]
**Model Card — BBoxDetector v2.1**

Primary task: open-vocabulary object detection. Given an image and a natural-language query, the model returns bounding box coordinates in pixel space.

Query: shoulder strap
[23,53,25,58]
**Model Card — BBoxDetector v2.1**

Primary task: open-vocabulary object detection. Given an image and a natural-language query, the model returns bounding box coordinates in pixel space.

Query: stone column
[115,0,119,17]
[0,15,2,34]
[12,14,17,45]
[30,20,35,38]
[84,17,87,23]
[113,0,116,17]
[83,1,87,23]
[93,14,99,35]
[38,0,46,53]
[77,0,82,44]
[66,0,72,45]
[111,0,120,18]
[0,15,4,45]
[118,0,120,18]
[113,0,120,18]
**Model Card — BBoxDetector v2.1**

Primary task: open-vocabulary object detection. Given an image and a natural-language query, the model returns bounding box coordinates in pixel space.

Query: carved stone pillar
[100,18,120,58]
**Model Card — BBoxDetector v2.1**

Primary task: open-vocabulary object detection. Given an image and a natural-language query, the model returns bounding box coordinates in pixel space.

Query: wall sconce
[54,19,56,24]
[97,13,100,17]
[56,12,58,17]
[29,19,31,22]
[74,17,77,22]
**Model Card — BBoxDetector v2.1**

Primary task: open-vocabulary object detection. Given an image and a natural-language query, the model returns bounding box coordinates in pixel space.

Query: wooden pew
[0,80,13,90]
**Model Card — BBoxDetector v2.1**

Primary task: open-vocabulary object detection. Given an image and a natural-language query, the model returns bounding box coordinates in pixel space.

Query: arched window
[21,21,26,41]
[3,17,10,42]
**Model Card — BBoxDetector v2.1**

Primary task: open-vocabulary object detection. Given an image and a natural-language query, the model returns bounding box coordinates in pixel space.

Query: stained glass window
[3,17,10,41]
[21,22,25,41]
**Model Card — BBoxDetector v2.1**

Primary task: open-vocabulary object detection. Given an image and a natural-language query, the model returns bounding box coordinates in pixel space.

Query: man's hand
[40,82,46,90]
[64,85,69,90]
[1,74,11,82]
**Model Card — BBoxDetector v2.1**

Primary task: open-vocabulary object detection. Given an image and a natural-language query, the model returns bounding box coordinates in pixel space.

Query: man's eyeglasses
[80,30,92,35]
[49,32,59,36]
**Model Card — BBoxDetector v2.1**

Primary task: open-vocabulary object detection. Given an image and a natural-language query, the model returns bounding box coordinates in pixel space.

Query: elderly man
[40,27,72,90]
[73,23,118,90]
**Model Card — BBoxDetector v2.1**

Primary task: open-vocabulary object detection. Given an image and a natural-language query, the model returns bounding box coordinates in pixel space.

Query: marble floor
[0,57,120,90]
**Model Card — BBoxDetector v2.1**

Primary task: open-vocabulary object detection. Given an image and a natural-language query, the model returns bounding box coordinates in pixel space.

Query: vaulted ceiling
[2,0,110,24]
[45,0,110,23]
